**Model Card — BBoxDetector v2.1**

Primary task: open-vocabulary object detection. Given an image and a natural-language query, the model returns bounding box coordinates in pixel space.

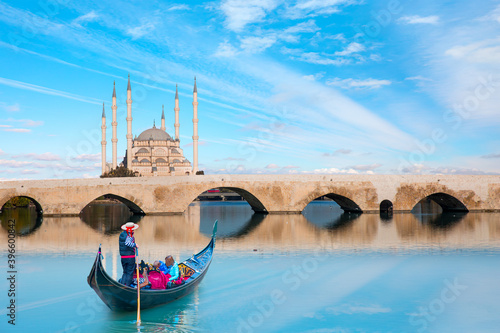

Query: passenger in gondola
[131,267,151,289]
[118,222,139,286]
[162,255,183,288]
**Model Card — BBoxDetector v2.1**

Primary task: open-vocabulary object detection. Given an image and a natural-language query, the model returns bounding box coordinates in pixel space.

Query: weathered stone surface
[0,174,499,215]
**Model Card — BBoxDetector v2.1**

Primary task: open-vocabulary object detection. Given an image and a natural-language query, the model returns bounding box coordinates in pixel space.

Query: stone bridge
[0,174,499,216]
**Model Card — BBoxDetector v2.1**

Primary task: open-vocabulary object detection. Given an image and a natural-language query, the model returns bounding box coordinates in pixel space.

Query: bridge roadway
[0,174,499,215]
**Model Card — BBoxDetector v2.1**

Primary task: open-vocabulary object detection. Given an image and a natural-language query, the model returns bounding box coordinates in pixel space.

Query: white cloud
[13,152,60,161]
[0,160,34,167]
[21,169,39,175]
[481,153,500,159]
[285,0,355,19]
[168,4,190,11]
[0,102,20,112]
[72,153,101,161]
[303,72,325,81]
[283,49,350,65]
[334,42,365,56]
[265,163,280,169]
[327,304,391,315]
[323,149,352,156]
[240,35,277,53]
[220,0,279,32]
[326,78,391,89]
[480,4,500,24]
[214,41,239,57]
[350,163,382,171]
[0,76,101,105]
[72,11,98,25]
[3,128,30,133]
[309,168,359,174]
[405,76,432,81]
[445,40,500,64]
[399,15,439,25]
[127,22,156,40]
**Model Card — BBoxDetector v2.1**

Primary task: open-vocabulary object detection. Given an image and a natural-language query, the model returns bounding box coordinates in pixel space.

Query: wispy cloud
[168,4,190,11]
[127,21,157,40]
[0,77,101,105]
[334,42,365,56]
[12,153,60,161]
[481,153,500,159]
[71,153,101,161]
[327,304,391,315]
[3,128,31,133]
[0,102,20,112]
[326,78,391,89]
[323,149,352,157]
[265,163,280,169]
[285,0,356,19]
[399,15,439,25]
[220,0,279,32]
[72,11,98,26]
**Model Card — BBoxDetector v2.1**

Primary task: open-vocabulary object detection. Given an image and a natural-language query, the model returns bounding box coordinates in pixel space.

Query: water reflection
[80,202,143,235]
[0,203,499,254]
[414,211,468,229]
[0,206,43,236]
[197,202,266,238]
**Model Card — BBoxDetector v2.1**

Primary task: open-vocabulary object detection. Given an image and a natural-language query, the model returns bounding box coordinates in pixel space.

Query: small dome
[136,127,172,141]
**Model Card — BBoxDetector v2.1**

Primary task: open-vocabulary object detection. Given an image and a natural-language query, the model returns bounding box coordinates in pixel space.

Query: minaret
[161,105,166,131]
[101,103,107,175]
[192,77,199,174]
[126,74,133,169]
[111,81,118,169]
[174,84,180,140]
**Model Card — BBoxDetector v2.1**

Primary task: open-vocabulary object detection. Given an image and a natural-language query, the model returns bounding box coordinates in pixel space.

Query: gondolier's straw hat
[121,222,139,231]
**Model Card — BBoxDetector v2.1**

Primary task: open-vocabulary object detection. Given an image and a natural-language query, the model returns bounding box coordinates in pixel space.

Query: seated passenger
[163,255,183,288]
[131,267,151,289]
[147,261,168,290]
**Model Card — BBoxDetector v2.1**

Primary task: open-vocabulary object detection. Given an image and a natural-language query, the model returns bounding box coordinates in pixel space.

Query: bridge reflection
[1,203,499,255]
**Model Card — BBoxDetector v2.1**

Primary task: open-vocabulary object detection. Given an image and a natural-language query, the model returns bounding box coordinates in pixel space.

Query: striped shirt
[125,235,136,248]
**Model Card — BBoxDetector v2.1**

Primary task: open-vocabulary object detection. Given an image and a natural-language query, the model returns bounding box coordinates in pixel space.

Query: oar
[135,247,141,326]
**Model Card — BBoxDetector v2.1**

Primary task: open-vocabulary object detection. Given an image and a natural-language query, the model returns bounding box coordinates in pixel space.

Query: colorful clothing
[167,261,180,282]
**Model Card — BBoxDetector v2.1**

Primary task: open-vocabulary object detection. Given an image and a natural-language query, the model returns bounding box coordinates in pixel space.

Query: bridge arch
[0,195,43,214]
[79,193,145,215]
[189,186,268,214]
[300,192,363,213]
[380,200,393,212]
[412,192,469,213]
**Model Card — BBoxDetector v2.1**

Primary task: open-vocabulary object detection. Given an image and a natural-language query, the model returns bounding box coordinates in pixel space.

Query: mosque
[100,75,199,176]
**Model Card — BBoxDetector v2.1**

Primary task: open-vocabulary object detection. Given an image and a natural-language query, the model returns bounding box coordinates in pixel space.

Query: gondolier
[119,222,139,286]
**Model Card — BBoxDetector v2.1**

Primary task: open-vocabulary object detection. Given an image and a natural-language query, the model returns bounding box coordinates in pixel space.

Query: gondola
[87,220,217,311]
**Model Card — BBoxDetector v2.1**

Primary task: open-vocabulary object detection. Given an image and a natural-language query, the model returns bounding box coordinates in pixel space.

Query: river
[1,201,500,332]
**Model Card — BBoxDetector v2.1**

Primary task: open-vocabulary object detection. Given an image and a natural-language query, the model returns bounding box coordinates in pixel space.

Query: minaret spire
[192,77,199,174]
[161,104,166,131]
[101,103,107,175]
[174,84,180,140]
[111,81,118,169]
[126,74,133,169]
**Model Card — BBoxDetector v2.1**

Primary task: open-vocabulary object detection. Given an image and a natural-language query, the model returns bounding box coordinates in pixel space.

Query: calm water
[1,201,500,333]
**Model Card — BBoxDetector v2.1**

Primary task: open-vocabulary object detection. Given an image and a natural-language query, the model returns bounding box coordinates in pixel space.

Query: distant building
[101,75,200,176]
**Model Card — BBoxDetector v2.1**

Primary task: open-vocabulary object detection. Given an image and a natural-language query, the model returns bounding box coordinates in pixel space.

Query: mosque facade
[100,75,199,176]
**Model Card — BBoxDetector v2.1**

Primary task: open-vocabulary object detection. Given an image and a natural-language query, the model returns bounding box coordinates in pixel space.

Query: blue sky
[0,0,499,180]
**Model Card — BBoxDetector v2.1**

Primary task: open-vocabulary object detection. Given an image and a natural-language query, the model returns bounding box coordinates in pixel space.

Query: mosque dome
[136,127,172,141]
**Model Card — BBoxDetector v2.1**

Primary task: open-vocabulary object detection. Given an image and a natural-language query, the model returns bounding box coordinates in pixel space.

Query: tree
[100,166,138,178]
[3,197,31,208]
[196,170,204,175]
